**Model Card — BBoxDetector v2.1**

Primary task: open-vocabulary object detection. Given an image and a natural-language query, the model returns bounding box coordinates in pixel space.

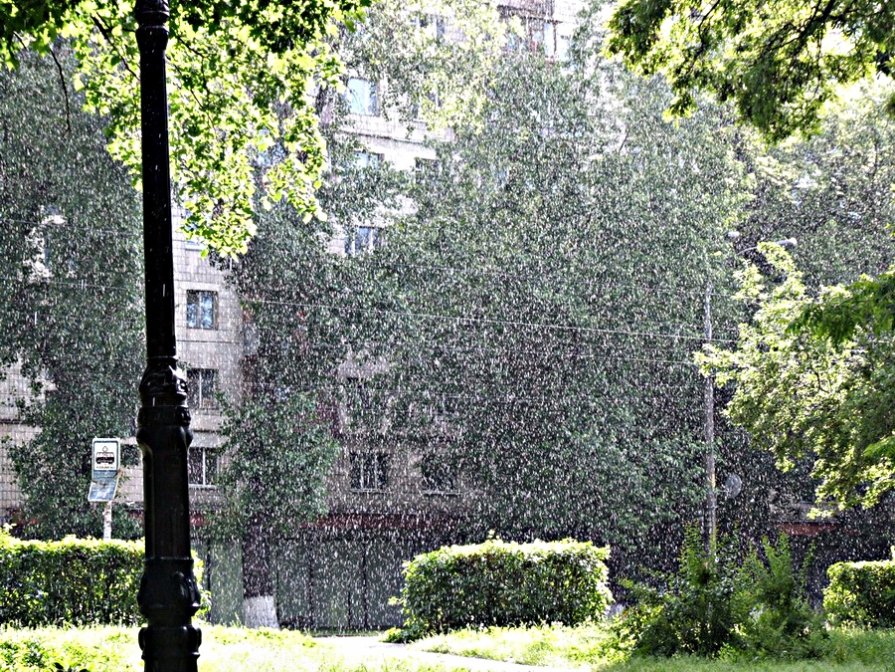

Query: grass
[0,625,449,672]
[412,623,895,672]
[2,622,895,672]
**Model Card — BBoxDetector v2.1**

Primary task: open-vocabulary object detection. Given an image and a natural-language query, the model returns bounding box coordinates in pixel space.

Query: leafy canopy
[606,0,895,140]
[2,0,373,256]
[698,245,895,509]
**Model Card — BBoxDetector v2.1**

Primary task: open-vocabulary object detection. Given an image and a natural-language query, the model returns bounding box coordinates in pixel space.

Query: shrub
[0,531,141,627]
[392,538,612,638]
[617,531,824,659]
[728,535,827,659]
[614,528,736,657]
[824,555,895,628]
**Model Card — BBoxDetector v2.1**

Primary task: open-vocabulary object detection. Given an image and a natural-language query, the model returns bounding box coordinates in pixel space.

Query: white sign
[92,438,119,472]
[88,438,120,503]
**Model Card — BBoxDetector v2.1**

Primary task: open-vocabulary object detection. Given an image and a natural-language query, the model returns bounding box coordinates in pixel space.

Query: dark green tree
[0,50,143,538]
[210,0,502,625]
[345,50,748,566]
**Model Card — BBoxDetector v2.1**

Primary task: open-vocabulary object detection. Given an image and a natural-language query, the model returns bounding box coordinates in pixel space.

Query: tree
[697,245,895,510]
[696,86,895,520]
[737,86,895,286]
[606,0,895,141]
[0,50,143,538]
[2,0,373,256]
[343,49,750,568]
[209,0,506,626]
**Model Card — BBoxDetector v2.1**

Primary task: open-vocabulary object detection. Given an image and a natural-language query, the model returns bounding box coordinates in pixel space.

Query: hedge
[0,532,144,626]
[824,558,895,628]
[395,538,612,636]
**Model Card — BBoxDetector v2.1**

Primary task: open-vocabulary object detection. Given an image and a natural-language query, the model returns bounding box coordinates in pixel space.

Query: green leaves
[700,242,895,508]
[606,0,895,140]
[0,51,143,540]
[395,538,613,638]
[3,0,374,256]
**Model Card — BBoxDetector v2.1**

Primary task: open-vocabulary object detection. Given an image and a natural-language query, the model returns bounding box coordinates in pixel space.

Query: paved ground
[315,635,580,672]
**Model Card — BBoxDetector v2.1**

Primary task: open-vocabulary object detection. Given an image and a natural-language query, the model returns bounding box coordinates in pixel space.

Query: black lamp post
[134,1,202,670]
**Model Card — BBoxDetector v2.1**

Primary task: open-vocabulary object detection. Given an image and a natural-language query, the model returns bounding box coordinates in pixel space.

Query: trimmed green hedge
[0,532,143,626]
[394,538,612,636]
[824,558,895,628]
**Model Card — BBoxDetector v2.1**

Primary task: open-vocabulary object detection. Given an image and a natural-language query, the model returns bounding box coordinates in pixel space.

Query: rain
[2,0,895,668]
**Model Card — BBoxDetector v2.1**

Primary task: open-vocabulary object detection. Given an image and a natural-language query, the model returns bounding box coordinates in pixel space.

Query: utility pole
[702,234,798,555]
[133,1,202,670]
[703,283,716,554]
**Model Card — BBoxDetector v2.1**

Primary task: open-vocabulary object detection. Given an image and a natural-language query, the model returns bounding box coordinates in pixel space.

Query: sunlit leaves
[606,0,895,141]
[3,0,373,256]
[698,245,895,509]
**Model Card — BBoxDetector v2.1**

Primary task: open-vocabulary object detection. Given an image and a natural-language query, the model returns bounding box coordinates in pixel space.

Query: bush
[0,531,142,626]
[824,555,895,628]
[615,528,736,657]
[728,535,826,659]
[392,538,612,638]
[617,531,824,659]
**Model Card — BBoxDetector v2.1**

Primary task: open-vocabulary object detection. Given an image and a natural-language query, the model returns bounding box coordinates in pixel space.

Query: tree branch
[48,45,72,135]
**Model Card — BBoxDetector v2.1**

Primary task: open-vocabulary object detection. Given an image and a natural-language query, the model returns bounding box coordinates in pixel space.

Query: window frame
[186,289,218,330]
[346,77,380,117]
[188,446,219,488]
[187,368,219,409]
[349,451,390,492]
[344,225,385,256]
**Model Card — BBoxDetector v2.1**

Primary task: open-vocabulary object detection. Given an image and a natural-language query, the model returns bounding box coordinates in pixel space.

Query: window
[415,158,441,183]
[417,13,446,40]
[555,32,570,61]
[188,446,219,487]
[344,226,384,255]
[186,290,217,329]
[187,368,218,409]
[349,452,390,491]
[354,150,383,169]
[421,453,458,493]
[503,12,557,55]
[346,77,380,116]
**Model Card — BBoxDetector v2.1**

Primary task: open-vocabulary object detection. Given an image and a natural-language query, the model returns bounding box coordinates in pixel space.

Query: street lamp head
[725,230,741,241]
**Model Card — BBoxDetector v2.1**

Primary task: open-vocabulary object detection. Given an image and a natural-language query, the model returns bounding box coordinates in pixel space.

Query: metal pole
[704,283,717,553]
[103,501,113,541]
[133,1,201,670]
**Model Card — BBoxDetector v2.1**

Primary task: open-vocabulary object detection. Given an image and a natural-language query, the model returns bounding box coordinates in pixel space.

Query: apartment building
[0,0,587,629]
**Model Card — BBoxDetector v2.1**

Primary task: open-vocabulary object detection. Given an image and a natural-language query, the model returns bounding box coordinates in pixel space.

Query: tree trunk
[242,515,279,628]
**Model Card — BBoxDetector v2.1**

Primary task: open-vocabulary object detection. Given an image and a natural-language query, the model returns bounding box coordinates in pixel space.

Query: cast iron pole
[134,1,202,670]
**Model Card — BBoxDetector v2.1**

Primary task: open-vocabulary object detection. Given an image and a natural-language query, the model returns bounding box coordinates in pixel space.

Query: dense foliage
[824,558,895,628]
[698,244,895,509]
[617,532,824,659]
[0,50,143,539]
[0,532,142,626]
[606,0,895,141]
[342,47,744,563]
[2,0,373,255]
[392,538,612,639]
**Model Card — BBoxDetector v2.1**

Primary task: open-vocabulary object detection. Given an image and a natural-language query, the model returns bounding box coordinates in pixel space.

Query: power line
[244,296,739,343]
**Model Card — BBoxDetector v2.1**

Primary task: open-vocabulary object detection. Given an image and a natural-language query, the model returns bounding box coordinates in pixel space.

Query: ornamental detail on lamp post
[133,0,202,670]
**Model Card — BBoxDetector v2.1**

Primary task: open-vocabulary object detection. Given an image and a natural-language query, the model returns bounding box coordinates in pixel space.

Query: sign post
[88,438,120,540]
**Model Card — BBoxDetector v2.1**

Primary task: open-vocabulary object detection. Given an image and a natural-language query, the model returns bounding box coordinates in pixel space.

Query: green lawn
[2,623,894,672]
[0,626,441,672]
[412,623,895,672]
